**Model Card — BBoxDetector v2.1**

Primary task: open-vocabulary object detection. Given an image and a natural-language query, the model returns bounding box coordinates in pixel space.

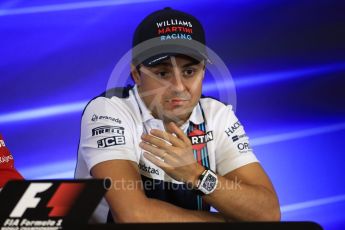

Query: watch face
[202,173,217,192]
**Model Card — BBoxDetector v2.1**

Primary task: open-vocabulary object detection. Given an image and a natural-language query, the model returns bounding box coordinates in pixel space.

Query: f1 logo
[10,183,52,217]
[9,182,85,218]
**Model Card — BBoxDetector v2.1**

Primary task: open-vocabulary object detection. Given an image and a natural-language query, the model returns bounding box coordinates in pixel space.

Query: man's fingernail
[150,129,156,134]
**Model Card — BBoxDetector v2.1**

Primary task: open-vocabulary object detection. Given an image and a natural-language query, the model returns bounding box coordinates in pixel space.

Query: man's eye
[156,71,170,78]
[183,68,196,77]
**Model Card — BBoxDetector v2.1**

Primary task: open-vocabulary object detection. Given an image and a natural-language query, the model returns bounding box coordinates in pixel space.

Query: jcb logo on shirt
[97,136,126,148]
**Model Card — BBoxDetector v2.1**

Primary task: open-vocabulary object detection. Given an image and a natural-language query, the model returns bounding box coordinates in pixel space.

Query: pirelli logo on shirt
[93,126,126,148]
[92,126,124,136]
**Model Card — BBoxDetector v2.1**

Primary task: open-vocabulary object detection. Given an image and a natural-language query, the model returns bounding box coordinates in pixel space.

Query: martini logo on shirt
[190,131,213,145]
[188,129,213,151]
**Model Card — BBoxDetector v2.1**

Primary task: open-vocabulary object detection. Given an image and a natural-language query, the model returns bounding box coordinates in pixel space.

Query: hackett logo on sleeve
[225,121,242,137]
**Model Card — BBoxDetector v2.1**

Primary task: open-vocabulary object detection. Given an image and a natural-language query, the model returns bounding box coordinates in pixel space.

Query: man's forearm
[202,175,280,221]
[113,197,226,223]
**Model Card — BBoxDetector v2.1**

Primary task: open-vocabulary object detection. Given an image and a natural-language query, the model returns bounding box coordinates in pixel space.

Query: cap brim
[141,51,209,67]
[132,37,211,67]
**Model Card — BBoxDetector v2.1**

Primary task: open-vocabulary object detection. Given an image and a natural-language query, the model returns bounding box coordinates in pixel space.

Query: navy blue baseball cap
[132,7,209,66]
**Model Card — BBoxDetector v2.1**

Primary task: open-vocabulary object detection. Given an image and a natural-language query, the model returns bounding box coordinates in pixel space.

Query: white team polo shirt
[75,85,258,223]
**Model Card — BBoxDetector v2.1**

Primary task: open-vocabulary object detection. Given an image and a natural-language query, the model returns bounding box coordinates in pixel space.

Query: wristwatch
[196,169,218,195]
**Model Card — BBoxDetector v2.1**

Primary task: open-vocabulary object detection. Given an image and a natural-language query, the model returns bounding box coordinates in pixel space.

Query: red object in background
[0,133,23,188]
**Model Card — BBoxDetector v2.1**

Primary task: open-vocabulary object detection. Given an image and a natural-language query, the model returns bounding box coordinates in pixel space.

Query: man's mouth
[165,98,189,106]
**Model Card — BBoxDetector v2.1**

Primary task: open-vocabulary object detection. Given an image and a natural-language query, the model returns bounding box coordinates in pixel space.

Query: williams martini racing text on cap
[132,7,210,67]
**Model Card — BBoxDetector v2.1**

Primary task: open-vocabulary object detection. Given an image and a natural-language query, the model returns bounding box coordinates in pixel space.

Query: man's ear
[130,64,141,85]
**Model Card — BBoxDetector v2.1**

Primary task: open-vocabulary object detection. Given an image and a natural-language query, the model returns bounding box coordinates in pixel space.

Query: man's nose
[170,73,186,92]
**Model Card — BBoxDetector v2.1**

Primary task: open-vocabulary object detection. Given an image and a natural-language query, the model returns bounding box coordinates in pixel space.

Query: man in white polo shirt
[75,7,280,223]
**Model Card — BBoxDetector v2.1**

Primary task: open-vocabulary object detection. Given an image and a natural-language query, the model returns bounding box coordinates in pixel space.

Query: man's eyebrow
[182,61,202,67]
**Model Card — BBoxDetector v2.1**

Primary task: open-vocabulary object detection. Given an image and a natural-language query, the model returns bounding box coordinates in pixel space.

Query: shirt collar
[132,85,204,125]
[188,101,204,125]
